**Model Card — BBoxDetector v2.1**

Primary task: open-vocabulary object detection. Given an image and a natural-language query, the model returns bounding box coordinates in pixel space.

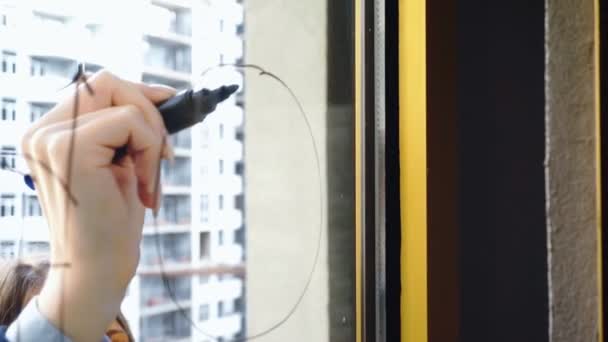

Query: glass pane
[0,0,355,341]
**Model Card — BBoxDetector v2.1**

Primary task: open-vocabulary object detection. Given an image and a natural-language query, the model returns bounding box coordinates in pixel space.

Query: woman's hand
[21,70,175,341]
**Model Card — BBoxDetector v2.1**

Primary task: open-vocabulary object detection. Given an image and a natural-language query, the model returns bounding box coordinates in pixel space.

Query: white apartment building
[0,1,245,341]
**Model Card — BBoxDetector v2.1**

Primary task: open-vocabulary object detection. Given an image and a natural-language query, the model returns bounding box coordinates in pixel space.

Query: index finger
[32,70,175,135]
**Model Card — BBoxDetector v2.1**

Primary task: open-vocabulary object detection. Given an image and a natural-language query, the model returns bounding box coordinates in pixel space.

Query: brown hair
[0,258,134,341]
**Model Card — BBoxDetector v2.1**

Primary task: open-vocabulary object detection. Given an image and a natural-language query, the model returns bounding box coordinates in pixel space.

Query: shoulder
[0,326,9,342]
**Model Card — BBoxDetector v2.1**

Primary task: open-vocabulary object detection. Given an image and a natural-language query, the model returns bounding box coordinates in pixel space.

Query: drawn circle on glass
[150,64,324,341]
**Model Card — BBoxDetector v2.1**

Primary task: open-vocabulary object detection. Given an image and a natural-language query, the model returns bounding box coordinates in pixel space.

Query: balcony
[142,68,190,90]
[196,313,242,339]
[197,277,243,302]
[0,217,49,242]
[138,263,244,278]
[169,129,191,149]
[143,37,192,75]
[27,75,72,103]
[211,209,243,231]
[140,233,191,268]
[140,298,191,317]
[27,30,81,60]
[161,157,191,187]
[0,122,28,145]
[207,140,244,160]
[198,170,244,193]
[217,36,243,62]
[151,0,192,11]
[142,223,190,235]
[162,185,191,195]
[0,73,21,99]
[141,309,192,341]
[144,31,191,47]
[173,147,191,157]
[144,195,191,225]
[140,275,191,314]
[213,243,244,265]
[0,22,18,51]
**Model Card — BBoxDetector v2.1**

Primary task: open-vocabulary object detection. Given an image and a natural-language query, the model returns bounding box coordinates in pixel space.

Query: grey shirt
[5,296,110,342]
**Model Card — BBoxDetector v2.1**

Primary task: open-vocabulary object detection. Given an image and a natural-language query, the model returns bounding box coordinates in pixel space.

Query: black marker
[158,84,239,134]
[109,84,238,163]
[24,84,240,190]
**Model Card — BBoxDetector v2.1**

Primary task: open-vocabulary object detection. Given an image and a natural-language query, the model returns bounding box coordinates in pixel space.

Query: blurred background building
[0,0,246,341]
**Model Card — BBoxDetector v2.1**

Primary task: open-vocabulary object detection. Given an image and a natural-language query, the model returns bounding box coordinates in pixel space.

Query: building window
[234,226,244,245]
[234,194,244,211]
[199,304,209,321]
[200,232,210,260]
[160,195,191,224]
[30,58,45,76]
[161,157,191,186]
[219,124,224,139]
[30,57,75,78]
[218,301,224,318]
[141,233,191,266]
[234,161,244,175]
[0,146,15,170]
[218,230,224,245]
[1,194,15,217]
[219,159,224,174]
[85,23,101,37]
[235,127,244,141]
[1,51,16,74]
[143,38,192,73]
[23,195,41,217]
[33,12,66,27]
[218,194,224,210]
[234,297,244,312]
[1,98,16,121]
[170,129,191,149]
[200,195,209,223]
[0,241,14,258]
[26,241,49,255]
[30,103,53,122]
[199,275,209,284]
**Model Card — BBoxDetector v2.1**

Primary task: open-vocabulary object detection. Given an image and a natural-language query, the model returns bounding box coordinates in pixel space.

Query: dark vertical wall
[426,0,459,340]
[385,0,401,340]
[327,0,356,341]
[601,1,608,339]
[457,1,548,341]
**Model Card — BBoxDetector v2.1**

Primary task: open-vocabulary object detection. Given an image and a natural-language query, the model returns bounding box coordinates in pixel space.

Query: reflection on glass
[243,0,355,341]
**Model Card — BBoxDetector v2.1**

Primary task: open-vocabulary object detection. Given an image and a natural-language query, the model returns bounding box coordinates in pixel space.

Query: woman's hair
[0,258,134,341]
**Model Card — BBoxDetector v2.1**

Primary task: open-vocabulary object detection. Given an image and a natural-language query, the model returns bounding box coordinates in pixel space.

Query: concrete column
[244,1,330,341]
[545,0,600,340]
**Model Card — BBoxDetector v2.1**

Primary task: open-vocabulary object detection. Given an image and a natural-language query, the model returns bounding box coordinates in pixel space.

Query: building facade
[0,1,245,341]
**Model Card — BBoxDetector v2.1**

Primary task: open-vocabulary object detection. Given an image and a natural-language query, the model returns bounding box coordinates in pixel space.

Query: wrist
[37,265,126,341]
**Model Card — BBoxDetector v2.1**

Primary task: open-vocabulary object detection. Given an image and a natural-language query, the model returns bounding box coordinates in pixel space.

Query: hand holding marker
[24,84,240,190]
